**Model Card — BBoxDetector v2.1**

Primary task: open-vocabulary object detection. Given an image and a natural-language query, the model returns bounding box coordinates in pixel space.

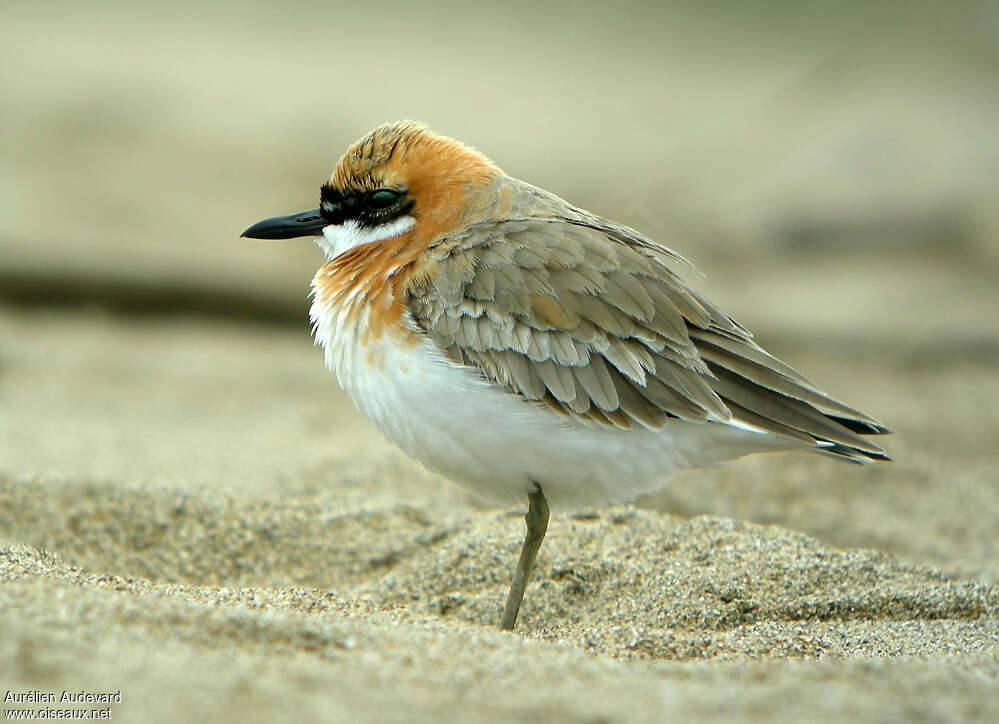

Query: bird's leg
[499,483,550,631]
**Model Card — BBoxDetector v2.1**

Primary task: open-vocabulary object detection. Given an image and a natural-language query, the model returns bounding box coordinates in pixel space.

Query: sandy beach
[2,2,998,721]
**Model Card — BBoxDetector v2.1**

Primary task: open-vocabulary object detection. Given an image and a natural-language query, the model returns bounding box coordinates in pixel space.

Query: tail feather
[701,358,890,463]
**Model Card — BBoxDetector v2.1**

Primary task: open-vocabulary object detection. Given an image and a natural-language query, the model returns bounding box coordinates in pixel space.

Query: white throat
[315,216,416,260]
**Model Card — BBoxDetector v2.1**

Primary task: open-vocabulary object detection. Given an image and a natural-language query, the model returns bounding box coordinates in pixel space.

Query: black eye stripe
[318,185,412,228]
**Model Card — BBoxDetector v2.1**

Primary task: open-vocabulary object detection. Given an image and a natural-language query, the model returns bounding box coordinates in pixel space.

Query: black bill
[241,208,327,239]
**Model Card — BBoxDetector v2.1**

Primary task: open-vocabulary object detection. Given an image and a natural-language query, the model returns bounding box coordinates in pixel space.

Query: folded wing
[405,215,888,461]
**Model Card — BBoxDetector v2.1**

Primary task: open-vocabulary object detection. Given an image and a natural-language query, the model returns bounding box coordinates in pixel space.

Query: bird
[242,120,890,631]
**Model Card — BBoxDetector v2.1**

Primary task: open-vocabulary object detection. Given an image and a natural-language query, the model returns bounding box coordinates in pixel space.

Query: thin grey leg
[499,484,550,631]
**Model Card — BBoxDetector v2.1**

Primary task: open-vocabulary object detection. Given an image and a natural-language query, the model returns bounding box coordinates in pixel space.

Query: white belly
[311,299,783,508]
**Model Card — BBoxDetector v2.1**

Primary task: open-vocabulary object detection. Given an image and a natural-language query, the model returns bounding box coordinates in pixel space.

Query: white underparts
[308,296,793,509]
[315,216,416,260]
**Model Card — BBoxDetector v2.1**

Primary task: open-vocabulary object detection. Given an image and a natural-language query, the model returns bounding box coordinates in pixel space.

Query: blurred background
[2,0,998,578]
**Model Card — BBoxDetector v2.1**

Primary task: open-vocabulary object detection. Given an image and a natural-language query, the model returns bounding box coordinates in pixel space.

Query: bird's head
[242,121,503,259]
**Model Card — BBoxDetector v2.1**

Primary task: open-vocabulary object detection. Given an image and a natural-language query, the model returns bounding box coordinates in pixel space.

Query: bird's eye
[366,189,402,209]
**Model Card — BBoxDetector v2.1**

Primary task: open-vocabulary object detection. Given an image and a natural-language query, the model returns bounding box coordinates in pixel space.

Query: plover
[243,121,889,630]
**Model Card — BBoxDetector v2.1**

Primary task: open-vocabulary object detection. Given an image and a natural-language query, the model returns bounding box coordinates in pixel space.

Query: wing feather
[571,355,619,411]
[406,213,888,459]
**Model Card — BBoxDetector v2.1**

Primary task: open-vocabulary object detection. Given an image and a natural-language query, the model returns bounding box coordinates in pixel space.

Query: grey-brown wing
[406,217,888,460]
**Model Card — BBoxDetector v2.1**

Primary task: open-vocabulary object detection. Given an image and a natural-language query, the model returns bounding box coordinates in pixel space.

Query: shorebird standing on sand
[243,121,889,630]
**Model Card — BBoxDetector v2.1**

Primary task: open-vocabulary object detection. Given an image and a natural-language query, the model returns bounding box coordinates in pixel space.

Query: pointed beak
[241,208,327,240]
